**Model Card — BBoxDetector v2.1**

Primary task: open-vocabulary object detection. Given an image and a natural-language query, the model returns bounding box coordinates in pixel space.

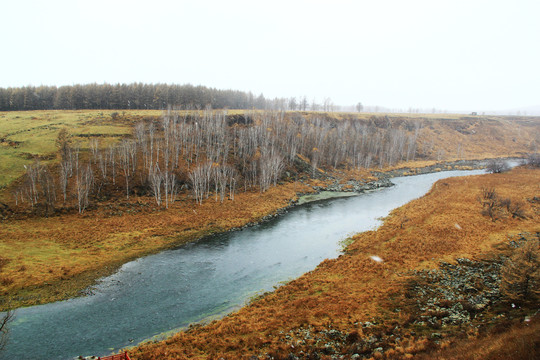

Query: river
[2,169,486,359]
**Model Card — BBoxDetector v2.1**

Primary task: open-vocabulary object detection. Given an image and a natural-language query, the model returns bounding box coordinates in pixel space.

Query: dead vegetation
[480,187,527,221]
[128,167,539,359]
[0,110,539,357]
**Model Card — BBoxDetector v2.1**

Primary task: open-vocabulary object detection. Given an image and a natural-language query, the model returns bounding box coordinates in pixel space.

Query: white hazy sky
[1,0,539,112]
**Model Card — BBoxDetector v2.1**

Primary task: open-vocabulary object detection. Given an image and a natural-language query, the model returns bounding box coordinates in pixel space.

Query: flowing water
[2,169,486,359]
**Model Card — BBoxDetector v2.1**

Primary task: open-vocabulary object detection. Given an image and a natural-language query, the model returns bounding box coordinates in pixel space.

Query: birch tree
[76,164,93,214]
[149,163,163,206]
[118,140,136,198]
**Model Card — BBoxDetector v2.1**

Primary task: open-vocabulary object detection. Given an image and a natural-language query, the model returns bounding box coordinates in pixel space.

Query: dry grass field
[1,110,538,310]
[128,167,540,359]
[0,181,312,309]
[0,110,539,358]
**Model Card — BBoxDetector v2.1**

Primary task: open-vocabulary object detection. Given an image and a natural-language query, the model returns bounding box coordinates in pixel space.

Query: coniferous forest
[0,83,276,111]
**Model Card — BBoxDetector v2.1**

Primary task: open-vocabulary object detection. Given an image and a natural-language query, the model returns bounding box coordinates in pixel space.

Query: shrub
[500,239,540,304]
[0,277,14,286]
[480,187,500,221]
[527,153,540,168]
[479,188,527,221]
[486,159,509,173]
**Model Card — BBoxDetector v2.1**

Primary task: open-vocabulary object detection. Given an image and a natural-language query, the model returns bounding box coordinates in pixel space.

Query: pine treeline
[0,83,270,111]
[12,109,420,214]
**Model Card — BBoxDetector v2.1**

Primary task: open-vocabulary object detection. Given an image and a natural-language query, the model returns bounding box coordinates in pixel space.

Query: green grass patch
[0,110,135,187]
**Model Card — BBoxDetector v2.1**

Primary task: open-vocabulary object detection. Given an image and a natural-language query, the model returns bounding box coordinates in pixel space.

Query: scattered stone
[407,257,504,328]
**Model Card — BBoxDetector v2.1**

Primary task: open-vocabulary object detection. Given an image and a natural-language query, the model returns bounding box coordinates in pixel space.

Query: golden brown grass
[128,167,539,359]
[1,109,538,317]
[301,111,540,162]
[416,314,540,360]
[0,181,312,310]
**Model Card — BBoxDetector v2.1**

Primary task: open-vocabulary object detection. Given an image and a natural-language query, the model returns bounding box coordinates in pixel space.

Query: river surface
[2,169,485,360]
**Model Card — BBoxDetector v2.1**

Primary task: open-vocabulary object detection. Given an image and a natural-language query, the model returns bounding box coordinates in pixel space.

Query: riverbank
[0,181,313,311]
[0,158,518,311]
[127,166,539,359]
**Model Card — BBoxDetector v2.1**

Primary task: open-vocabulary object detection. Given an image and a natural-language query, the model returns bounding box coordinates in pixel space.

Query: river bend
[3,169,485,359]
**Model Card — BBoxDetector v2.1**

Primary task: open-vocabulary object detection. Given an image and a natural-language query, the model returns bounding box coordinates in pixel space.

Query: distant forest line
[0,83,330,112]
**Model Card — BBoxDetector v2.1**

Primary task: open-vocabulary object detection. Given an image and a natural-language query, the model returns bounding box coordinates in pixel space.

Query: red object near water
[97,352,131,360]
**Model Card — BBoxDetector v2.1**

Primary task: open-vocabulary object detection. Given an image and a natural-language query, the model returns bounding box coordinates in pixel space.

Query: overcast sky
[2,0,539,112]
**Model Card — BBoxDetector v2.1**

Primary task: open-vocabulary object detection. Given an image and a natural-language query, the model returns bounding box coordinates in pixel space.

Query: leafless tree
[108,145,116,185]
[89,138,99,164]
[23,161,41,206]
[189,162,213,205]
[163,170,178,208]
[149,163,163,206]
[135,121,150,174]
[97,152,107,180]
[38,167,56,214]
[259,153,284,192]
[148,121,156,171]
[300,96,308,111]
[118,140,136,198]
[56,127,71,165]
[455,142,464,160]
[213,164,235,202]
[486,159,509,173]
[0,308,15,353]
[59,146,73,203]
[12,108,428,214]
[76,164,93,214]
[437,149,445,162]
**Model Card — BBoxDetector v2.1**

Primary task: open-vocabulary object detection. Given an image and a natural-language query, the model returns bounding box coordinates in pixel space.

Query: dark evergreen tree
[0,83,274,111]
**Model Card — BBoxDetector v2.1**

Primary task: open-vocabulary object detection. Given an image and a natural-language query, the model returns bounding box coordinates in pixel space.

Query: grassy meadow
[0,110,160,191]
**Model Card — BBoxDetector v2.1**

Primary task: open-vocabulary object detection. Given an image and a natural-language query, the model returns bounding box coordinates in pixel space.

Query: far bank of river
[239,158,503,226]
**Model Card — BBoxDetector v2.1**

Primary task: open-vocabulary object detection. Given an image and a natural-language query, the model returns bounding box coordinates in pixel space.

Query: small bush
[480,187,500,221]
[508,201,527,219]
[500,239,540,304]
[486,159,509,173]
[0,257,8,272]
[0,277,14,286]
[527,153,540,167]
[479,188,527,221]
